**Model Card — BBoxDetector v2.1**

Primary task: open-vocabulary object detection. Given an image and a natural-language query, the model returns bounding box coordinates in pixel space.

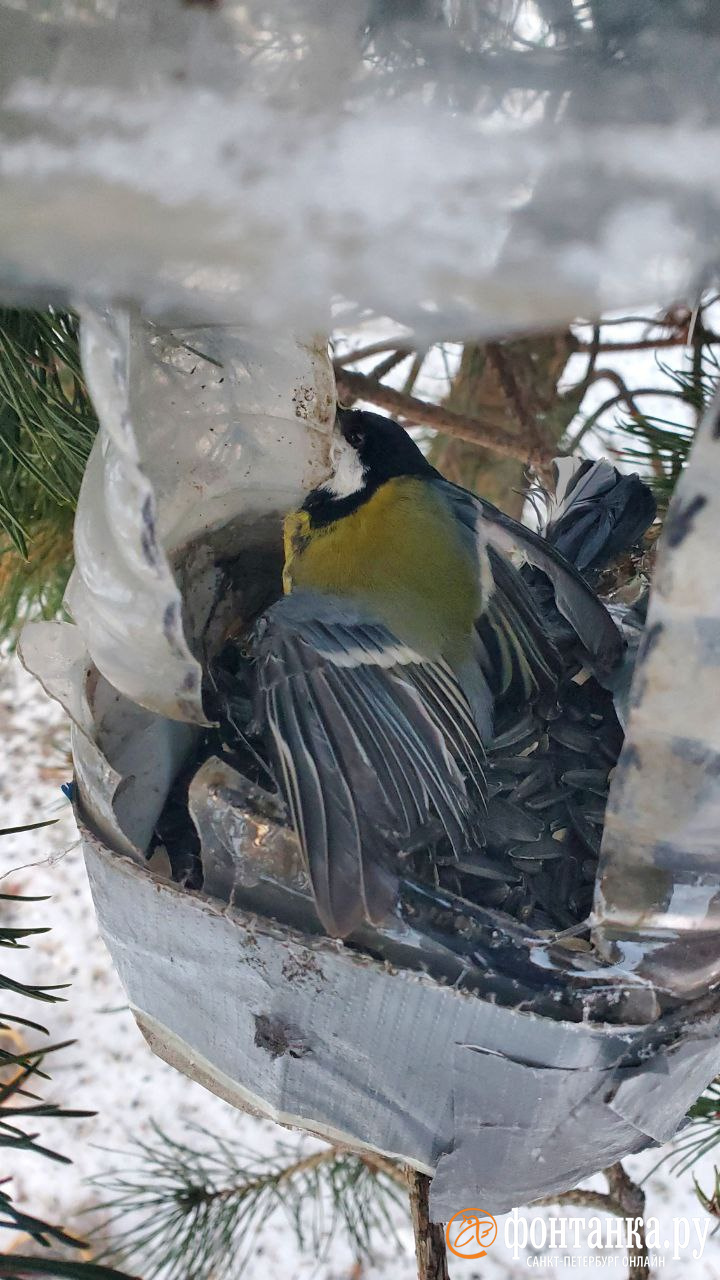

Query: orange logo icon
[445,1208,498,1259]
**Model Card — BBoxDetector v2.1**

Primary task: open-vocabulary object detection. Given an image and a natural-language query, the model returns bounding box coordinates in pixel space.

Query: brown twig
[574,334,720,353]
[573,323,601,397]
[578,313,672,327]
[605,1163,649,1280]
[531,1187,628,1213]
[371,350,412,382]
[335,329,719,370]
[531,1162,649,1280]
[562,391,628,452]
[485,341,542,441]
[402,350,427,397]
[335,339,412,366]
[562,372,683,454]
[335,367,554,465]
[337,350,413,408]
[405,1167,450,1280]
[485,340,556,481]
[584,370,659,419]
[357,1149,408,1189]
[605,1163,645,1214]
[191,1143,407,1205]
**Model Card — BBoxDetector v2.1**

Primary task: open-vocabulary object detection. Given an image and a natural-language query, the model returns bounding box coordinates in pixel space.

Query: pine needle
[609,345,719,506]
[0,826,132,1276]
[0,308,98,642]
[89,1124,407,1280]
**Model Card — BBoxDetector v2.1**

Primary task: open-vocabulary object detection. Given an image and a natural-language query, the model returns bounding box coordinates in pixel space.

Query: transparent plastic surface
[19,313,333,849]
[63,307,332,723]
[593,389,720,998]
[2,1,720,336]
[19,620,197,860]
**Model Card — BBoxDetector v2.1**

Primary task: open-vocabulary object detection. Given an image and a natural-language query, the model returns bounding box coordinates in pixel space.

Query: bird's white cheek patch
[321,435,367,498]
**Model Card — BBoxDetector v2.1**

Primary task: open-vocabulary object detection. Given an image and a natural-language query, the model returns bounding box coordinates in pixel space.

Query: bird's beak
[335,406,352,439]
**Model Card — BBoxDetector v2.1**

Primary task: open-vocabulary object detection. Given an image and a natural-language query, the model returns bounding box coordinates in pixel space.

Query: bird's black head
[302,408,436,526]
[337,408,434,482]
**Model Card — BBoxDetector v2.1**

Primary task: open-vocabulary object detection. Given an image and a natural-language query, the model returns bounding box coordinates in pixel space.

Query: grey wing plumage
[432,477,624,678]
[543,457,656,580]
[429,479,565,719]
[253,592,486,937]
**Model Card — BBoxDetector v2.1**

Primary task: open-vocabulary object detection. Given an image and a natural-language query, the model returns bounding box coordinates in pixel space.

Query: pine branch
[0,308,98,641]
[0,829,132,1279]
[89,1124,407,1280]
[607,346,720,504]
[336,313,709,494]
[0,1260,140,1279]
[532,1162,649,1280]
[694,1166,720,1221]
[335,367,554,464]
[406,1169,449,1280]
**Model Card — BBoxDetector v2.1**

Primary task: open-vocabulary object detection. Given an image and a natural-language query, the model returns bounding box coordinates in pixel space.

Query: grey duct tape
[82,834,720,1220]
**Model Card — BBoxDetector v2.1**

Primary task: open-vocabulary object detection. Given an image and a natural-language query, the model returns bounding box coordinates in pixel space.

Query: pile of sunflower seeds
[427,672,623,937]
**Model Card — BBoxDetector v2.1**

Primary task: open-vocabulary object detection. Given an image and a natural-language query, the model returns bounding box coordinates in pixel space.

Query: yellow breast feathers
[282,477,480,661]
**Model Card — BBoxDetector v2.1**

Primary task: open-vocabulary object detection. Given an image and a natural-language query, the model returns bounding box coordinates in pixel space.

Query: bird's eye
[346,429,364,449]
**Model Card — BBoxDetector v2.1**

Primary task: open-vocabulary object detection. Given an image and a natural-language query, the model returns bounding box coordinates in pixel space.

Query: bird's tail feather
[539,457,656,580]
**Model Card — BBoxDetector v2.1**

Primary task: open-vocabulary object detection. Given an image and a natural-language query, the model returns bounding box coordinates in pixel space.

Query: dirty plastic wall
[593,388,720,1000]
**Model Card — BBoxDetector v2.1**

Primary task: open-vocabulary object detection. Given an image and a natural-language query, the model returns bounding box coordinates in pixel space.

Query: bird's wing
[253,591,486,937]
[541,457,656,580]
[432,478,623,679]
[474,543,564,712]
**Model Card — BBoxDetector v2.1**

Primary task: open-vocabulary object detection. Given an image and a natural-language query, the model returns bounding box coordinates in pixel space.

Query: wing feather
[432,477,623,677]
[321,662,426,834]
[404,662,486,811]
[254,593,485,935]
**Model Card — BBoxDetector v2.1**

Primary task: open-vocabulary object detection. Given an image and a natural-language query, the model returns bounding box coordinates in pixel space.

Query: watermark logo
[440,1208,713,1268]
[445,1209,498,1259]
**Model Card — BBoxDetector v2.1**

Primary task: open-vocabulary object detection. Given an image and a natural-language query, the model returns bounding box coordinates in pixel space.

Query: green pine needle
[608,345,719,506]
[0,307,98,641]
[0,1259,140,1279]
[89,1123,407,1280]
[0,824,132,1278]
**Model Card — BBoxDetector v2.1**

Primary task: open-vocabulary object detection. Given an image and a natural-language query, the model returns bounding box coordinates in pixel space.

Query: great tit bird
[250,408,654,938]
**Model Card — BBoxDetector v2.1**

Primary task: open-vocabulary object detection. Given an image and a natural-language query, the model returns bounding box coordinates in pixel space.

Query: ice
[2,1,720,336]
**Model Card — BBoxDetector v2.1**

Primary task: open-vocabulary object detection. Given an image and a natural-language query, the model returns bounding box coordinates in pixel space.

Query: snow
[4,4,720,339]
[3,653,720,1279]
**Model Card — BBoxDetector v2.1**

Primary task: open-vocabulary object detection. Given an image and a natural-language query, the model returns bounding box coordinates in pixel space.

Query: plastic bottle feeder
[20,310,720,1217]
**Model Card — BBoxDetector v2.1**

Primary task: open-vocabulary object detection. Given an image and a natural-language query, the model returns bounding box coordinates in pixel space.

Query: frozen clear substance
[2,2,720,336]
